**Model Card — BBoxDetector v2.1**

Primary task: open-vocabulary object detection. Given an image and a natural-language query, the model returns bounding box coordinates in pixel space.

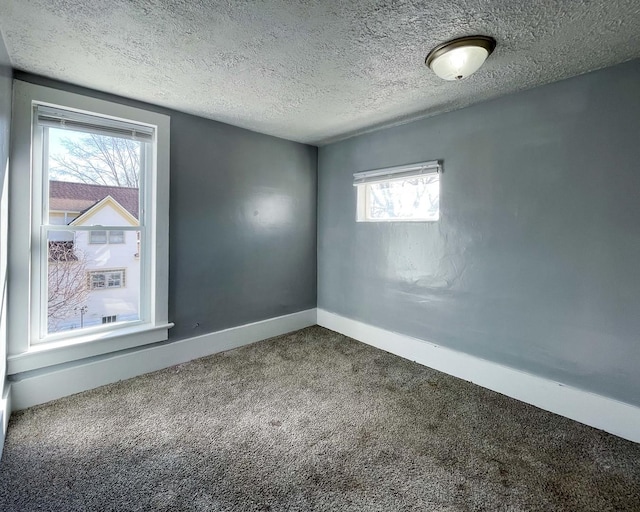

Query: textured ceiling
[1,1,639,145]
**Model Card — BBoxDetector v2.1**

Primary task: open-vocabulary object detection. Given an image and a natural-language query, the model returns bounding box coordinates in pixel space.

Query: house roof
[49,181,139,220]
[69,195,139,227]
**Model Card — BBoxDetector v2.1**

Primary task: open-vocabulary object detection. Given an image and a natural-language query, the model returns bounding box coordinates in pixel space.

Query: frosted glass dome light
[426,36,496,81]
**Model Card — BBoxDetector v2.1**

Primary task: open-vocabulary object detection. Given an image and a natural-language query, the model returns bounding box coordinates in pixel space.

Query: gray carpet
[0,326,639,511]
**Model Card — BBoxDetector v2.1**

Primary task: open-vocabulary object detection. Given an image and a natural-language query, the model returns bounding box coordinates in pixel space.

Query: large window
[8,81,171,373]
[354,161,441,222]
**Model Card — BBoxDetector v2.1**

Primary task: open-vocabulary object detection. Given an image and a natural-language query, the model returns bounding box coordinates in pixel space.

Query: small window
[89,230,124,244]
[102,315,117,324]
[89,230,107,244]
[354,161,441,222]
[108,230,125,244]
[89,270,125,290]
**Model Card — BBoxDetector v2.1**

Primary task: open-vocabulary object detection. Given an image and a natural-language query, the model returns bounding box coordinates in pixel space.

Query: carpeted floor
[0,326,639,511]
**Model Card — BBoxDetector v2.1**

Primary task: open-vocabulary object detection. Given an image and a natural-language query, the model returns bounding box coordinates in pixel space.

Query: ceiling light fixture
[426,35,496,81]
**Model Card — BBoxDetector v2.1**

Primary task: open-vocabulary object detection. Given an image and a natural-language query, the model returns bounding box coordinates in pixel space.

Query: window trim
[7,80,172,374]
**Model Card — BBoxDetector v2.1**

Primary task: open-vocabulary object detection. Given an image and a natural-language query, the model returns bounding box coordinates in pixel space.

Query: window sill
[7,322,174,375]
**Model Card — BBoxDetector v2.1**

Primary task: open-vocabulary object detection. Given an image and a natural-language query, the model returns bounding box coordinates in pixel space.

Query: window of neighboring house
[89,230,107,244]
[7,81,171,374]
[354,161,441,222]
[108,230,125,244]
[89,230,124,244]
[89,270,125,290]
[102,315,117,324]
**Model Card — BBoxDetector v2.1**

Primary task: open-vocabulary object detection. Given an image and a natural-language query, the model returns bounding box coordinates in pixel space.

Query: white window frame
[7,81,172,374]
[354,160,441,222]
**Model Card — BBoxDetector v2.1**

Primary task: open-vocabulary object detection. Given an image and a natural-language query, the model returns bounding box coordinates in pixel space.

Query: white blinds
[35,104,155,142]
[353,160,441,186]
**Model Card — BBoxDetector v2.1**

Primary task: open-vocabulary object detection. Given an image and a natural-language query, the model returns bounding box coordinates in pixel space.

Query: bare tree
[47,242,89,332]
[50,134,140,188]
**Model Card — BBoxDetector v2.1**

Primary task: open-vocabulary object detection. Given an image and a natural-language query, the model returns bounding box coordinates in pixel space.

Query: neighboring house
[48,181,140,332]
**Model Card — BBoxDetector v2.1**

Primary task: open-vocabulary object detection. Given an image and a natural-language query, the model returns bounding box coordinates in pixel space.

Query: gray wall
[168,113,317,339]
[0,34,12,399]
[318,59,640,407]
[16,72,317,343]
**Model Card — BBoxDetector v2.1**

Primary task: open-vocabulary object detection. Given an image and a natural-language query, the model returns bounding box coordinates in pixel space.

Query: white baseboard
[10,308,317,411]
[0,381,11,460]
[9,307,640,444]
[317,309,640,444]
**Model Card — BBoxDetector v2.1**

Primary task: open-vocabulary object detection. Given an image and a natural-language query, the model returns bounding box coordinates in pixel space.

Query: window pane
[106,271,123,288]
[91,273,106,289]
[47,127,142,226]
[89,230,107,244]
[365,174,439,221]
[47,229,141,334]
[47,230,89,333]
[45,126,143,334]
[109,230,125,244]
